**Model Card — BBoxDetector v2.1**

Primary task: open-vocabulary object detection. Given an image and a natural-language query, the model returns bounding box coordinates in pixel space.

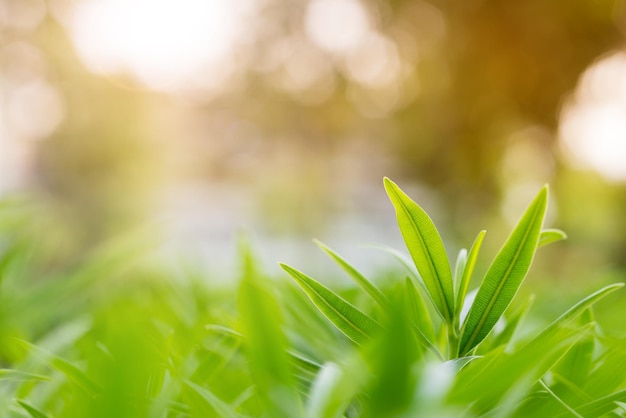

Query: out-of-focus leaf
[459,186,548,356]
[485,294,535,352]
[553,308,595,386]
[363,288,420,418]
[239,238,301,417]
[404,277,438,356]
[18,340,101,395]
[538,229,567,248]
[451,323,593,414]
[0,369,49,382]
[16,400,50,418]
[384,177,455,322]
[555,388,626,418]
[539,379,584,418]
[184,380,240,418]
[280,264,381,345]
[527,283,623,347]
[306,361,364,418]
[456,230,486,318]
[315,240,388,308]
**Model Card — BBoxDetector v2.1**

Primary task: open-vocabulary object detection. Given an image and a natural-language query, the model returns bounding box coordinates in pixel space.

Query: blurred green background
[1,0,626,290]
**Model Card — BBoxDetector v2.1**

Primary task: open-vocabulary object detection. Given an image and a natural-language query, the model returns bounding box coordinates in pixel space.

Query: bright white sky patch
[559,52,626,182]
[69,0,251,91]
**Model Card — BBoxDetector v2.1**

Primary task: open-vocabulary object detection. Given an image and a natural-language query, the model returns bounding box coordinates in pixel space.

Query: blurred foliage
[1,1,625,290]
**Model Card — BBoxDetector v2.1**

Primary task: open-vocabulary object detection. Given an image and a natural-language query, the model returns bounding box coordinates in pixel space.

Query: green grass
[0,180,625,417]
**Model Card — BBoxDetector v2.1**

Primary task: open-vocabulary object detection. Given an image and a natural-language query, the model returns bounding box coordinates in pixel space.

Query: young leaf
[16,400,50,418]
[384,177,455,322]
[280,263,382,345]
[453,249,467,302]
[538,228,567,248]
[459,186,548,356]
[314,240,389,308]
[456,230,486,317]
[405,276,435,344]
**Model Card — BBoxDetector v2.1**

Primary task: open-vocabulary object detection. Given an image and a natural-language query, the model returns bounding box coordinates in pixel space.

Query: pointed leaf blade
[456,230,486,317]
[459,186,548,356]
[539,228,567,248]
[384,177,454,322]
[315,240,388,308]
[280,263,381,345]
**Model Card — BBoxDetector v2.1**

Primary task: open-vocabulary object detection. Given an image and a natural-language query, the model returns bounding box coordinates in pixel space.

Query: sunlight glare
[559,52,626,182]
[70,0,249,91]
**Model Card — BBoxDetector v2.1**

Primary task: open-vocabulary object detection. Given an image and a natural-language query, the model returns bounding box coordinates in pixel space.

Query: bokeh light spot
[559,52,626,182]
[69,0,252,92]
[304,0,370,54]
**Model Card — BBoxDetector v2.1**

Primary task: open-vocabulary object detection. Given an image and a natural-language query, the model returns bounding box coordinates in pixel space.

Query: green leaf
[553,308,595,386]
[306,361,362,418]
[404,277,436,350]
[314,240,388,308]
[239,238,301,417]
[0,369,49,382]
[16,400,50,418]
[538,228,567,248]
[384,177,455,322]
[459,186,548,356]
[456,230,486,317]
[280,263,381,345]
[556,388,626,418]
[184,380,240,418]
[453,249,467,302]
[528,283,623,346]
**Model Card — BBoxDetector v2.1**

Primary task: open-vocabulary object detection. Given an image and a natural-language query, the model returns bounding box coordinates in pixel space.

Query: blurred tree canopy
[1,0,625,277]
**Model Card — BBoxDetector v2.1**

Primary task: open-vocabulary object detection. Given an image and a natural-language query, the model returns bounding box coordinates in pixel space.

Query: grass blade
[456,230,486,317]
[239,237,301,417]
[184,380,240,418]
[556,388,626,418]
[459,186,548,356]
[538,229,567,248]
[384,177,455,322]
[528,283,623,346]
[16,400,50,418]
[280,263,381,345]
[314,240,388,308]
[405,277,436,348]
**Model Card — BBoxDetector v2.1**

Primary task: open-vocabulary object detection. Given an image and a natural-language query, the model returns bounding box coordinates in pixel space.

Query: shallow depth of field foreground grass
[0,179,625,417]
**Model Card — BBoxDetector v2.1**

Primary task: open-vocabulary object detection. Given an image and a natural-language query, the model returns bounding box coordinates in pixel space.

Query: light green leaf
[459,186,548,356]
[556,388,626,418]
[453,249,467,302]
[239,238,301,417]
[404,277,436,349]
[538,228,567,248]
[16,400,50,418]
[528,283,623,346]
[384,177,455,322]
[456,230,486,317]
[0,369,49,382]
[314,240,388,308]
[184,380,240,418]
[306,361,362,418]
[280,263,381,345]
